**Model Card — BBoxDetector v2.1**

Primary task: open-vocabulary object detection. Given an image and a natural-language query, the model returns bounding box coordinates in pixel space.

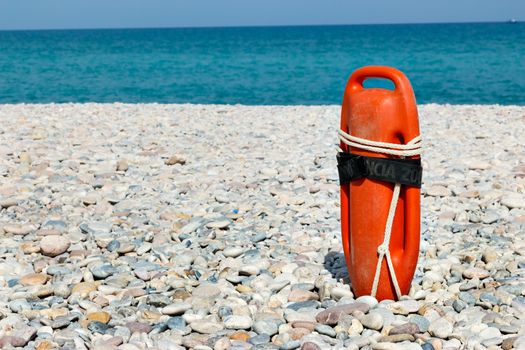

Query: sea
[0,22,523,105]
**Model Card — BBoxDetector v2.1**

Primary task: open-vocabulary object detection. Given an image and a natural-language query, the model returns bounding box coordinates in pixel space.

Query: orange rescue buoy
[337,66,422,301]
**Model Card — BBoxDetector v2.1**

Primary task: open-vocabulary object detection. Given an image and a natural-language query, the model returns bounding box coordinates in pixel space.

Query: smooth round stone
[421,343,435,350]
[287,301,319,311]
[147,294,172,307]
[230,331,251,342]
[179,221,203,235]
[83,193,98,205]
[482,337,503,347]
[162,302,191,316]
[481,248,498,264]
[10,300,31,313]
[115,159,129,172]
[52,315,78,329]
[290,283,315,291]
[360,312,384,331]
[330,287,353,300]
[218,306,233,319]
[243,249,261,259]
[7,279,19,287]
[90,263,117,279]
[113,326,131,342]
[315,324,336,337]
[428,317,453,339]
[225,275,244,284]
[348,318,364,336]
[389,323,419,335]
[495,324,518,334]
[479,327,501,340]
[385,300,419,315]
[480,293,500,305]
[0,198,18,208]
[249,334,271,345]
[125,322,152,334]
[300,342,321,350]
[43,220,67,230]
[106,240,121,252]
[192,284,221,299]
[71,282,97,297]
[223,246,245,258]
[460,281,477,291]
[315,303,370,325]
[356,296,378,309]
[239,265,260,276]
[206,220,231,229]
[462,267,490,279]
[135,269,150,281]
[425,185,451,197]
[37,326,53,337]
[136,243,152,255]
[459,292,476,305]
[500,195,525,209]
[280,340,301,350]
[251,233,267,243]
[88,321,109,334]
[20,273,48,286]
[40,235,70,257]
[253,320,278,336]
[224,315,253,330]
[87,312,111,324]
[3,224,36,235]
[452,300,466,312]
[178,233,191,241]
[166,317,186,330]
[116,243,135,254]
[408,315,430,333]
[288,289,319,302]
[336,331,349,341]
[79,222,112,235]
[190,320,223,334]
[46,265,71,276]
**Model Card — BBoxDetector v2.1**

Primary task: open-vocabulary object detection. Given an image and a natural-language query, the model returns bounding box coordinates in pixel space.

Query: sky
[0,0,523,30]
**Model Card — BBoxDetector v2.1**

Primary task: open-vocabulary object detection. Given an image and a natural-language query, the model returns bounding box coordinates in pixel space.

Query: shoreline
[1,102,524,107]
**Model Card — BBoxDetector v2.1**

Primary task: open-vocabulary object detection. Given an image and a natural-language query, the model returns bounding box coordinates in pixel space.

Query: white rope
[338,129,422,157]
[339,130,422,299]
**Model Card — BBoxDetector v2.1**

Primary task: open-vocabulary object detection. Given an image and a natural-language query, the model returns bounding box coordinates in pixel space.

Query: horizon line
[0,19,521,32]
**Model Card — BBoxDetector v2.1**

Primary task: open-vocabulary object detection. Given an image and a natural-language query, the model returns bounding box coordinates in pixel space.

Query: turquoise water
[0,23,524,105]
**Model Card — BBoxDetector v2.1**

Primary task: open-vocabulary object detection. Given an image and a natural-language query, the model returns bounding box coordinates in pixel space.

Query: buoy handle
[344,66,419,144]
[347,66,413,96]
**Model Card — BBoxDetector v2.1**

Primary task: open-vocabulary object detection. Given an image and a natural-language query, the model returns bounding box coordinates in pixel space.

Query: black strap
[337,152,422,187]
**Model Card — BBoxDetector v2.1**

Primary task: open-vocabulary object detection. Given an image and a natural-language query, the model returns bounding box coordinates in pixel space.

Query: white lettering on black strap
[337,153,422,187]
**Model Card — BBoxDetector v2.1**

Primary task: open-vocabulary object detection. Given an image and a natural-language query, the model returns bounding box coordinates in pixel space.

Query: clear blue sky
[0,0,523,30]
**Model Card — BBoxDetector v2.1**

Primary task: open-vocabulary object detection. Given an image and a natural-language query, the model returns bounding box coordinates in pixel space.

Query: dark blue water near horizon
[0,22,524,105]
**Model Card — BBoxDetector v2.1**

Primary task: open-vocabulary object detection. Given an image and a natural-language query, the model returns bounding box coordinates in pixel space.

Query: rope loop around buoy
[338,130,422,300]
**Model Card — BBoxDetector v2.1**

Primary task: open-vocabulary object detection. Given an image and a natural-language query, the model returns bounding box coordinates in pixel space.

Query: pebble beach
[0,103,524,350]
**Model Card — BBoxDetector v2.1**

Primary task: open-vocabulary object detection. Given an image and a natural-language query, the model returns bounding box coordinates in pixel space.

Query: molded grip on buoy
[339,66,421,301]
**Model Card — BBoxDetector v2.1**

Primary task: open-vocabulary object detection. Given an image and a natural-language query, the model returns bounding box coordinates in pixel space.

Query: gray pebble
[409,315,430,333]
[287,300,320,311]
[166,316,186,330]
[249,334,271,345]
[315,324,337,337]
[459,291,476,305]
[253,320,278,336]
[453,299,467,312]
[280,340,301,350]
[88,321,109,334]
